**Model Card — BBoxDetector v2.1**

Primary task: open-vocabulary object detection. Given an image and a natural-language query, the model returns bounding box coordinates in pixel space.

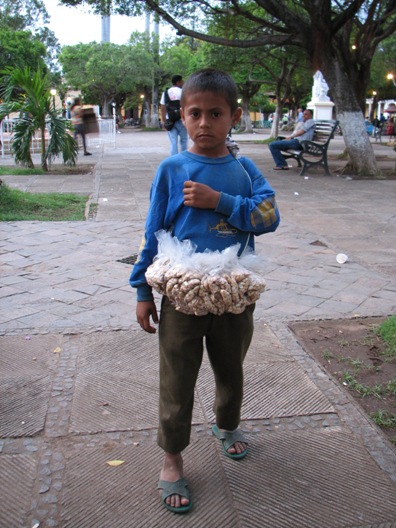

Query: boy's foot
[157,478,191,514]
[84,152,92,156]
[158,453,191,513]
[212,424,248,459]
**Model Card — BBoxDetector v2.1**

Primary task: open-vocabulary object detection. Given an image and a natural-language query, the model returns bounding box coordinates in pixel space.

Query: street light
[50,88,57,109]
[387,73,396,87]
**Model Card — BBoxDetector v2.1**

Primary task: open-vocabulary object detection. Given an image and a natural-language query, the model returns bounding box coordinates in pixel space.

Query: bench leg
[299,162,308,176]
[323,157,330,176]
[299,158,331,176]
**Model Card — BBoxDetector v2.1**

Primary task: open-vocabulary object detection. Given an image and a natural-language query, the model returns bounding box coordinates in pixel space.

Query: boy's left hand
[183,181,220,209]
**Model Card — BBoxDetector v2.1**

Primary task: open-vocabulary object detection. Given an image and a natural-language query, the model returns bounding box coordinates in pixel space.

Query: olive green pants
[157,296,255,454]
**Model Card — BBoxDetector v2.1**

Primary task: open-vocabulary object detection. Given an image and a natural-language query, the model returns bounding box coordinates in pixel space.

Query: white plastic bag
[145,230,266,316]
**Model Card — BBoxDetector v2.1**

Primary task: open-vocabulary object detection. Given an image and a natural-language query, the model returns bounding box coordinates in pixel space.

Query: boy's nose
[199,114,210,127]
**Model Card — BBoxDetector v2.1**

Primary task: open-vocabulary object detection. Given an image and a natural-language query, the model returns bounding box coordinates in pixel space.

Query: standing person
[160,74,188,155]
[130,68,280,514]
[268,108,314,170]
[296,107,304,122]
[70,97,91,156]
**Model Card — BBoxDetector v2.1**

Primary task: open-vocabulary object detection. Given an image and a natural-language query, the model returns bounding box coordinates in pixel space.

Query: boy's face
[181,91,242,157]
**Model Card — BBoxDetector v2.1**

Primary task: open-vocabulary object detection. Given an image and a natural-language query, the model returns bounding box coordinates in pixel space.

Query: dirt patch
[47,164,95,175]
[289,317,396,446]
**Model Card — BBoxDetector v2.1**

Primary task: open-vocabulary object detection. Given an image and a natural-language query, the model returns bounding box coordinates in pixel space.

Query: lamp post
[112,102,116,144]
[50,88,57,110]
[387,73,396,87]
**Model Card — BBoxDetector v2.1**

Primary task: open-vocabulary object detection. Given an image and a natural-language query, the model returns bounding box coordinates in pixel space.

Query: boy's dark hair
[171,74,183,85]
[181,69,239,113]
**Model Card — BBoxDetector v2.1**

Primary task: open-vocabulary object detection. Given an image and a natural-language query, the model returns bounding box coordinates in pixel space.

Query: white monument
[307,71,334,120]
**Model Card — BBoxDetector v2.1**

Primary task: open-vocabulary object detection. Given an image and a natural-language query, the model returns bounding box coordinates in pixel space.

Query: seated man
[269,109,315,170]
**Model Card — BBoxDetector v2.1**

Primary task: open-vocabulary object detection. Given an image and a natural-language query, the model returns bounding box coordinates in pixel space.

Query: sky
[43,0,174,46]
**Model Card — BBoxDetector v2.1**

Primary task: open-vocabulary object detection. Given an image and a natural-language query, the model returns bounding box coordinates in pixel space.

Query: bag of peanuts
[145,230,266,316]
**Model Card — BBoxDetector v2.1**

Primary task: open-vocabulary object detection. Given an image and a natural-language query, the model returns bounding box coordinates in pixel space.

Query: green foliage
[0,28,47,74]
[0,0,49,31]
[368,33,396,101]
[375,315,396,358]
[0,182,87,221]
[59,39,156,114]
[385,380,396,396]
[371,410,396,429]
[59,0,144,17]
[47,117,79,167]
[11,114,37,169]
[160,39,198,82]
[0,0,59,72]
[0,66,78,170]
[342,370,396,402]
[342,372,377,397]
[189,13,312,131]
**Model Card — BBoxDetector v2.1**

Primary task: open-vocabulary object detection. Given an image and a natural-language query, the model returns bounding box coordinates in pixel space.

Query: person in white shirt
[160,75,188,155]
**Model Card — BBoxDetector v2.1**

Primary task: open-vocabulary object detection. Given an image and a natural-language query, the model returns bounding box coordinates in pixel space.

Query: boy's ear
[232,107,243,126]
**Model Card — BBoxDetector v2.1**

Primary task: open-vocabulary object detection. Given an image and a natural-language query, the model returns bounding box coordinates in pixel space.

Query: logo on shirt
[209,219,237,237]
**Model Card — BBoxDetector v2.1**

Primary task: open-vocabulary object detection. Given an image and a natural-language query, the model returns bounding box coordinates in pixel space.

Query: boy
[130,69,280,514]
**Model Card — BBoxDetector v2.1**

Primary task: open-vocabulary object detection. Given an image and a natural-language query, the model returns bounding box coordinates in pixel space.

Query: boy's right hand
[136,301,159,334]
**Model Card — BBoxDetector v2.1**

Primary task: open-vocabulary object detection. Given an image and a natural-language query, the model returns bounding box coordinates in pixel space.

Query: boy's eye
[212,111,221,118]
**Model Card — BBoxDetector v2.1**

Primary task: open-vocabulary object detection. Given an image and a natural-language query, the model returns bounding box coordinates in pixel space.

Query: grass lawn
[0,164,94,176]
[0,167,45,176]
[0,182,88,221]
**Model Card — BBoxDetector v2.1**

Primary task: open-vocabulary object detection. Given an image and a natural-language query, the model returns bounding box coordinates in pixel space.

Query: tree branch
[143,0,297,47]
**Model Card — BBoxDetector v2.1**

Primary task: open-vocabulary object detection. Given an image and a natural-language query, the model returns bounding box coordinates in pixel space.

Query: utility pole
[101,16,110,42]
[150,16,160,128]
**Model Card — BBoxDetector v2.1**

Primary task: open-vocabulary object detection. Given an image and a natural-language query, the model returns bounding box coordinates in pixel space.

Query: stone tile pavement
[0,128,396,527]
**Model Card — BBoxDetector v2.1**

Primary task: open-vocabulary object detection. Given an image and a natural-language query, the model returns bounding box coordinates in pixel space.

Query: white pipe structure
[101,15,110,42]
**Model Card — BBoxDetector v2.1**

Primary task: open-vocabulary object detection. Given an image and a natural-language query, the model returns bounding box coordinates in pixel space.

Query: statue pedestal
[307,101,335,120]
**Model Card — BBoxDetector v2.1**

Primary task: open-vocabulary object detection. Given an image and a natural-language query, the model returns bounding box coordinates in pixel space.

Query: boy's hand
[183,181,220,209]
[136,301,159,334]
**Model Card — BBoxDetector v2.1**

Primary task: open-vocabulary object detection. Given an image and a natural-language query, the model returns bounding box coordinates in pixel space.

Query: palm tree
[0,66,78,171]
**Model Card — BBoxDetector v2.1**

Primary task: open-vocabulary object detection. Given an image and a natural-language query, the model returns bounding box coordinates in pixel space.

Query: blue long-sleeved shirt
[130,151,280,301]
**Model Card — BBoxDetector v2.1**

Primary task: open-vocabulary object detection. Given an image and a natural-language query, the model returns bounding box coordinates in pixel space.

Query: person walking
[130,68,280,514]
[160,75,188,155]
[268,108,314,170]
[70,97,91,156]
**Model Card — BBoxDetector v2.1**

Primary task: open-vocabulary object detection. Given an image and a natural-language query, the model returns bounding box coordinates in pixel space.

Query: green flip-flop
[157,477,192,514]
[212,424,248,460]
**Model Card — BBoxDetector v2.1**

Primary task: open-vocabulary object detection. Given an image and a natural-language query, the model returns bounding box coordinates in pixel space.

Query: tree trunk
[321,58,380,178]
[269,100,283,139]
[40,126,48,171]
[102,96,111,118]
[238,100,253,133]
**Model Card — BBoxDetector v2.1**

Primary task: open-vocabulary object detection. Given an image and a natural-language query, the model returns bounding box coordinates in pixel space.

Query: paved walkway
[1,129,396,527]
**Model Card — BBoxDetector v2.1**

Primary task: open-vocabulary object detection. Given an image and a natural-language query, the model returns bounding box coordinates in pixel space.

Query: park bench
[280,119,339,176]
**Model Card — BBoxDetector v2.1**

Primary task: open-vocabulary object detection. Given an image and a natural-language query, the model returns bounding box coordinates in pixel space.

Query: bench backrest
[312,120,339,145]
